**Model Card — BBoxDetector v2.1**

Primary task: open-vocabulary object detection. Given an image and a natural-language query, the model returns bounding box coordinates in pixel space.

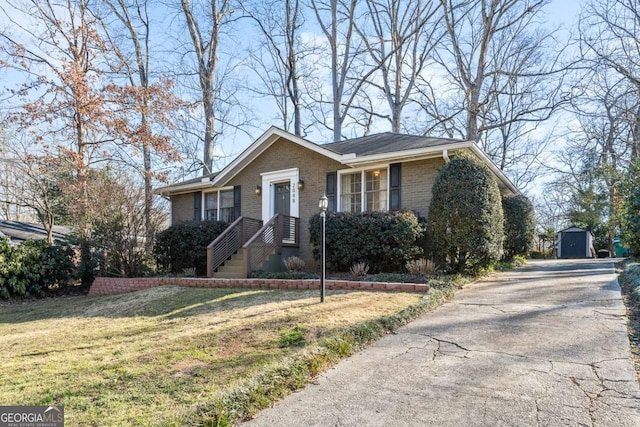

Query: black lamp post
[319,194,328,302]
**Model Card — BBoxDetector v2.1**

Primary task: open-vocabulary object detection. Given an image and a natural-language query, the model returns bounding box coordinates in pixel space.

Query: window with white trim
[204,189,235,222]
[341,172,362,212]
[219,190,234,222]
[365,169,387,211]
[340,168,388,212]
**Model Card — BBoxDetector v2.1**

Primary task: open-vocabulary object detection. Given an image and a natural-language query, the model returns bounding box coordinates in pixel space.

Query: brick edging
[88,277,429,296]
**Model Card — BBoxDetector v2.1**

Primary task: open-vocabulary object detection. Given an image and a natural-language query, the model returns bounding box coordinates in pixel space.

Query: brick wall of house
[227,137,344,267]
[88,276,429,296]
[171,193,195,224]
[401,157,445,218]
[166,139,449,270]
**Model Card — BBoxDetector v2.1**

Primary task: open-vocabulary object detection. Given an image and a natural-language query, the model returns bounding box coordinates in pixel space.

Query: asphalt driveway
[245,259,640,426]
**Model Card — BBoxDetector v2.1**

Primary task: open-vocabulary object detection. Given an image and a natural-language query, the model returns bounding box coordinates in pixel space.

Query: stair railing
[243,214,299,276]
[206,217,263,277]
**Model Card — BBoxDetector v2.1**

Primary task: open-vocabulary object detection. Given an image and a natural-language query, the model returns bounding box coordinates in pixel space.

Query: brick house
[156,126,518,278]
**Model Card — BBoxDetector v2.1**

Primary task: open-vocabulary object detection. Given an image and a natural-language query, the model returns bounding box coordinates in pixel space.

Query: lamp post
[319,194,328,303]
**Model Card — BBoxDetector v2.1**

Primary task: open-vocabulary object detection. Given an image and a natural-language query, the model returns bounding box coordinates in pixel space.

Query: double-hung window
[340,168,388,212]
[204,189,234,222]
[204,193,218,220]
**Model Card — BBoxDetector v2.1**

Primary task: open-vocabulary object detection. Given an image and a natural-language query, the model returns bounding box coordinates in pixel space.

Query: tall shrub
[429,155,504,274]
[502,194,536,259]
[154,220,228,275]
[309,210,424,273]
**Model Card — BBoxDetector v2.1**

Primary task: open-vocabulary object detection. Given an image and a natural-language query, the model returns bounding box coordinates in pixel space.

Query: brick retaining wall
[88,277,429,296]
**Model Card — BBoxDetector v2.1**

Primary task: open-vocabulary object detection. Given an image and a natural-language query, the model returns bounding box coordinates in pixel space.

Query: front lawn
[0,284,455,426]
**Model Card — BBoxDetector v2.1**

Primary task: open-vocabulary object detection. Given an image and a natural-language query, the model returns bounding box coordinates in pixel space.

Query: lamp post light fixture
[319,194,328,303]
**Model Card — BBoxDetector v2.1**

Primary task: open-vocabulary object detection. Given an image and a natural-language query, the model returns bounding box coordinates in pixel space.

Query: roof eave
[154,176,215,196]
[341,141,475,166]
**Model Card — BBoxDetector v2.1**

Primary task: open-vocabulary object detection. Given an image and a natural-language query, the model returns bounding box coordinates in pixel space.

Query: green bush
[309,210,424,273]
[78,238,97,287]
[429,155,504,274]
[0,238,76,299]
[154,220,228,275]
[279,326,307,348]
[622,161,640,257]
[502,194,536,260]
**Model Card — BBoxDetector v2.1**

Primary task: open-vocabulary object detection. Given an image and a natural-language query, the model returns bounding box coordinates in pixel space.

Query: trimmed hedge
[154,220,228,275]
[309,210,424,273]
[502,194,536,260]
[0,238,76,299]
[429,155,504,274]
[622,162,640,257]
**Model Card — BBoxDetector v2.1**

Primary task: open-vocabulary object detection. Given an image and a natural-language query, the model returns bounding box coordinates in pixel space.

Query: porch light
[298,179,304,191]
[319,194,328,303]
[255,185,261,196]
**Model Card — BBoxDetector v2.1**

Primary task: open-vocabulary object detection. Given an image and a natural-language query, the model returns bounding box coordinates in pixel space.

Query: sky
[0,0,587,193]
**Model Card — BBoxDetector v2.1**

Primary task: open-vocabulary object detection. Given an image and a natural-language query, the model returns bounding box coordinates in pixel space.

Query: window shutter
[389,163,401,211]
[194,191,202,222]
[326,171,337,212]
[233,185,241,220]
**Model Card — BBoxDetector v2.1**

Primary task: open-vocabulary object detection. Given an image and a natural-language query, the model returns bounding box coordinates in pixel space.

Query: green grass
[0,283,458,426]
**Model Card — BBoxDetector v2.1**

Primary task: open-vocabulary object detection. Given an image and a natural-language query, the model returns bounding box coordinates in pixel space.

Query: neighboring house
[557,226,595,259]
[0,220,71,246]
[156,126,519,278]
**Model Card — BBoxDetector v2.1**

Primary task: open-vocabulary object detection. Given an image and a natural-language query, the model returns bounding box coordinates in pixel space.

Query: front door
[274,182,291,216]
[274,182,291,241]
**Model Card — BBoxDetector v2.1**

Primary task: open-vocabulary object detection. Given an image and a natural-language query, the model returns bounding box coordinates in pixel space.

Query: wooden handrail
[206,217,262,277]
[243,214,299,276]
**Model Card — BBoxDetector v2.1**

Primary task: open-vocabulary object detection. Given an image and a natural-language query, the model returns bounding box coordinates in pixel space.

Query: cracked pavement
[244,259,640,426]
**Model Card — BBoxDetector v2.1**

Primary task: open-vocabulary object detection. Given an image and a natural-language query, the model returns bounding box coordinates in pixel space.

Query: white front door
[261,168,299,222]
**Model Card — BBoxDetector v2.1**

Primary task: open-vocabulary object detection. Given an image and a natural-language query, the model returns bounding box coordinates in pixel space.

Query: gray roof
[321,133,468,156]
[0,220,71,244]
[157,172,218,193]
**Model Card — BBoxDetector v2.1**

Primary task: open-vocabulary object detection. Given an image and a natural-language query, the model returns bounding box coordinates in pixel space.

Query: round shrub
[502,194,535,260]
[309,210,424,273]
[154,220,228,275]
[429,155,504,274]
[0,238,75,299]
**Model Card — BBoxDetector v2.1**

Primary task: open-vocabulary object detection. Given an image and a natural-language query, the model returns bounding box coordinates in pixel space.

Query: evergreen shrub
[502,194,536,259]
[0,238,75,299]
[309,210,424,273]
[428,155,504,274]
[154,220,228,275]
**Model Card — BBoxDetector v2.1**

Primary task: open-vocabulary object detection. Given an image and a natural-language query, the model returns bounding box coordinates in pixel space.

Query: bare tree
[416,0,570,183]
[356,0,442,132]
[179,0,236,174]
[0,139,62,243]
[0,0,112,235]
[581,0,640,160]
[92,0,182,251]
[550,68,636,252]
[240,0,308,135]
[310,0,384,141]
